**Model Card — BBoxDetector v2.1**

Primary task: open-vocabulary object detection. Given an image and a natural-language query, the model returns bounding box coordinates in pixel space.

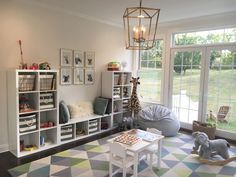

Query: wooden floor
[0,130,117,177]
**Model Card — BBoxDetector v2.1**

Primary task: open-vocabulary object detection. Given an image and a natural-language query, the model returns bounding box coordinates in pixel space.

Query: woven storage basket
[192,120,216,140]
[18,75,36,91]
[40,75,54,90]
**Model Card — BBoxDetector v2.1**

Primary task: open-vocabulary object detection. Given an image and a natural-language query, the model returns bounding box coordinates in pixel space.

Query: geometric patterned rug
[8,132,236,177]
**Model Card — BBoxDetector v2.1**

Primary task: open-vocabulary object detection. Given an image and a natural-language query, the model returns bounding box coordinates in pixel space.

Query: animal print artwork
[85,51,95,67]
[85,69,94,84]
[87,74,93,82]
[75,57,82,65]
[61,68,72,84]
[63,75,70,82]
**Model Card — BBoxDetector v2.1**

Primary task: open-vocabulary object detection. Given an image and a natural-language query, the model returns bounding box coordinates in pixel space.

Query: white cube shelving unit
[102,71,132,128]
[7,70,59,157]
[7,69,123,158]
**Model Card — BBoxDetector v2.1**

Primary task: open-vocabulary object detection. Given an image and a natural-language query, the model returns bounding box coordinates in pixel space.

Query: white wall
[0,0,132,152]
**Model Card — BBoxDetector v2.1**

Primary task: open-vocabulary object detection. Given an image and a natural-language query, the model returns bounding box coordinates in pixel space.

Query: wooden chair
[142,128,162,169]
[209,106,230,122]
[109,142,135,177]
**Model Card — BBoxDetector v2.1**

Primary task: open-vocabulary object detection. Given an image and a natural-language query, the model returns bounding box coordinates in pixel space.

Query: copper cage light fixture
[123,0,160,50]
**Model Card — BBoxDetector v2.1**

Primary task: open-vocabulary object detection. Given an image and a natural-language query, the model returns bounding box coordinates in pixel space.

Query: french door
[170,47,205,128]
[170,45,236,137]
[204,45,236,135]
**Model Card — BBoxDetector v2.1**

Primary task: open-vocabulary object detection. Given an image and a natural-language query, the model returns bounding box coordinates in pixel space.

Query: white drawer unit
[61,124,74,142]
[88,119,99,134]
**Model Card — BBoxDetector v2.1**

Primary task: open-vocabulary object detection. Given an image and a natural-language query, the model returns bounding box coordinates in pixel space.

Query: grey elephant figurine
[192,131,230,160]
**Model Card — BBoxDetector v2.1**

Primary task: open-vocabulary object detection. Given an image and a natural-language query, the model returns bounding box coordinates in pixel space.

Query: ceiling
[21,0,236,26]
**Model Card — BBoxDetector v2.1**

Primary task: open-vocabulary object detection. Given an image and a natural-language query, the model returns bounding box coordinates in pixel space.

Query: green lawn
[138,69,162,101]
[139,69,236,132]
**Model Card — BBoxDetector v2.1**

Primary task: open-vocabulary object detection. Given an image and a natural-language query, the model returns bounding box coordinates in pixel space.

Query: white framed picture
[85,51,95,67]
[85,69,94,85]
[60,68,72,85]
[74,68,84,85]
[60,48,73,66]
[73,50,84,67]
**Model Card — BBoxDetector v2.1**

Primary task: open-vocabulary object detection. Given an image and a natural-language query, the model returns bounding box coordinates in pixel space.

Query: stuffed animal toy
[192,131,230,160]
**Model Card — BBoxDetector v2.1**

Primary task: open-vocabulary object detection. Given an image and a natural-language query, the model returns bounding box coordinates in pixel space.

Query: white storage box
[61,125,74,141]
[19,114,37,133]
[40,93,54,109]
[88,119,98,133]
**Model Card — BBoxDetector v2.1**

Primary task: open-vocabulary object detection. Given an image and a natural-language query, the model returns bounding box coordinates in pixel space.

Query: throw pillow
[77,101,93,116]
[99,97,112,114]
[67,104,82,118]
[59,101,70,124]
[68,101,93,118]
[93,97,108,115]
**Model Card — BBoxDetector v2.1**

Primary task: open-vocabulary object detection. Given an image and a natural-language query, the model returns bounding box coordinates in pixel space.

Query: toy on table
[114,133,140,145]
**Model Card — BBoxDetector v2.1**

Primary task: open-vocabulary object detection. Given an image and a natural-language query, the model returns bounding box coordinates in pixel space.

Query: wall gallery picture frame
[74,68,84,85]
[84,69,94,85]
[85,51,95,67]
[61,48,73,66]
[60,68,72,85]
[73,50,84,67]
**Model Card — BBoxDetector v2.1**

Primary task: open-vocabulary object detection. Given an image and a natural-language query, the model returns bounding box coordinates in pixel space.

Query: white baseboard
[0,144,9,153]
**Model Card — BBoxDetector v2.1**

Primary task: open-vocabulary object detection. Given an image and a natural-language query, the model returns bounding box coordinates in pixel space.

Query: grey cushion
[138,104,180,137]
[99,97,112,114]
[59,101,70,124]
[93,97,108,115]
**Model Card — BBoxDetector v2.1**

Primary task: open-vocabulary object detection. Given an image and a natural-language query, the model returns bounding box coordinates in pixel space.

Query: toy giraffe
[128,77,141,115]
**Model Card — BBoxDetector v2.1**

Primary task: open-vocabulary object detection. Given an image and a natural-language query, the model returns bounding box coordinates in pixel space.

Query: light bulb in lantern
[133,25,146,43]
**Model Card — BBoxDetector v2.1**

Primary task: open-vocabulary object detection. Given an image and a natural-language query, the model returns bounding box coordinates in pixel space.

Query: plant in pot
[192,120,216,140]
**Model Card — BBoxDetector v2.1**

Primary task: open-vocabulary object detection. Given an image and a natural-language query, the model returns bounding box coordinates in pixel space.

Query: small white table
[108,129,164,177]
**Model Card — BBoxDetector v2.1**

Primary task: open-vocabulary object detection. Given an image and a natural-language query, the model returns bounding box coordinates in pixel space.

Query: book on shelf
[114,74,121,85]
[122,73,128,85]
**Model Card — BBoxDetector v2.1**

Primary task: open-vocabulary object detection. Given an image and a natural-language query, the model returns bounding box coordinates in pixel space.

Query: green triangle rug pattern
[9,132,236,177]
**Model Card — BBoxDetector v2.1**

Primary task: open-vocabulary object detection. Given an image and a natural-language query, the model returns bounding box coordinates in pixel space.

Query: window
[171,27,236,135]
[173,27,236,46]
[138,40,164,102]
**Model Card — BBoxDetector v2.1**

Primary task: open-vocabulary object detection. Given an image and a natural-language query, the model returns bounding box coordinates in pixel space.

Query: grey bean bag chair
[138,104,180,136]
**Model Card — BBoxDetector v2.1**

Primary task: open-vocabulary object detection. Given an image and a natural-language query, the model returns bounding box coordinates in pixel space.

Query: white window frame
[136,35,166,104]
[169,46,206,130]
[172,27,236,47]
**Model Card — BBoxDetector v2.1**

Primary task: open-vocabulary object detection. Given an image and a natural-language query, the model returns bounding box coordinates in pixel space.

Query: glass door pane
[172,50,202,123]
[206,49,236,132]
[138,39,163,103]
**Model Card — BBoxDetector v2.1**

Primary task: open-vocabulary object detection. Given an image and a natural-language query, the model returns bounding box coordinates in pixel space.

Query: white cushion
[68,101,93,118]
